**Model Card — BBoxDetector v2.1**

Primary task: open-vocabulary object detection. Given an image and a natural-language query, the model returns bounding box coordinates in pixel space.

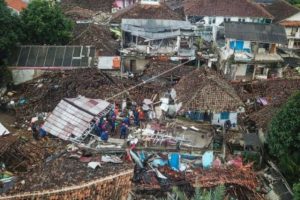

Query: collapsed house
[174,68,244,127]
[111,0,195,73]
[218,22,287,81]
[43,96,112,142]
[183,0,273,41]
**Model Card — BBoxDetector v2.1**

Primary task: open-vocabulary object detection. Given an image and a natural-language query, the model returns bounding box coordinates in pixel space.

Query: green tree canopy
[20,0,73,45]
[0,0,22,60]
[267,92,300,184]
[294,183,300,200]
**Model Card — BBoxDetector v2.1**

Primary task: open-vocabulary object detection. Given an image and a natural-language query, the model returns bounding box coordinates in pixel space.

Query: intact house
[218,22,287,81]
[110,0,196,73]
[5,0,27,14]
[183,0,273,41]
[174,68,244,128]
[262,0,300,51]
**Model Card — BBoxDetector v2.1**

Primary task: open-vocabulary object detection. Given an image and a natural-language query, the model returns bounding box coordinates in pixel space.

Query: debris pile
[71,24,119,56]
[13,68,123,122]
[64,6,95,20]
[7,151,132,194]
[0,135,66,172]
[61,0,115,12]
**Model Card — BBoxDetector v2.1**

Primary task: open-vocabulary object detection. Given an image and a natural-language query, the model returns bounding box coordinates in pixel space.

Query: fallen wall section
[0,169,133,200]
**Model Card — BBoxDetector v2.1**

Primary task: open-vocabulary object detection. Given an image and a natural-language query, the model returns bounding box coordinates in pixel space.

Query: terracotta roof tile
[263,0,299,23]
[184,0,273,19]
[5,0,27,12]
[175,68,244,112]
[111,2,184,23]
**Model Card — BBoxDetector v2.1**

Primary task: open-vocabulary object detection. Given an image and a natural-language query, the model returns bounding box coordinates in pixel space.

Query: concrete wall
[11,69,45,85]
[0,170,133,200]
[123,57,149,72]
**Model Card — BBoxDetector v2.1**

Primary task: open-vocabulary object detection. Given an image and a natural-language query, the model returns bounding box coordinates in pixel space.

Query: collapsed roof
[175,68,243,112]
[262,0,299,23]
[111,2,184,23]
[121,19,193,40]
[43,96,112,140]
[184,0,273,19]
[224,22,287,44]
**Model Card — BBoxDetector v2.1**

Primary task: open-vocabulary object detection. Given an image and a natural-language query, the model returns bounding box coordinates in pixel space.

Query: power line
[106,59,193,101]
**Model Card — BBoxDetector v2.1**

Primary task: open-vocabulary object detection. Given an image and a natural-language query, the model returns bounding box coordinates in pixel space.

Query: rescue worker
[133,109,139,126]
[100,130,109,142]
[120,123,127,139]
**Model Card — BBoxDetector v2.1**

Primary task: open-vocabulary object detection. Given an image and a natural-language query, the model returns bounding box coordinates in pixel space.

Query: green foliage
[267,92,300,184]
[289,0,300,5]
[20,0,73,45]
[294,183,300,200]
[0,0,22,59]
[170,185,225,200]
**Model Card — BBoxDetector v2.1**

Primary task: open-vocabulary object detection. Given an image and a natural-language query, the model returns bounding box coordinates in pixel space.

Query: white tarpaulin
[0,123,10,136]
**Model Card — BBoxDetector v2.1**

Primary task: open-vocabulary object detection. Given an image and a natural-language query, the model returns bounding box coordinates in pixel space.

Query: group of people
[93,103,147,142]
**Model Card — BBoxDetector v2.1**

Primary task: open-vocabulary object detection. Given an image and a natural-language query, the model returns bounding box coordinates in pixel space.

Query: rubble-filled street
[1,0,300,199]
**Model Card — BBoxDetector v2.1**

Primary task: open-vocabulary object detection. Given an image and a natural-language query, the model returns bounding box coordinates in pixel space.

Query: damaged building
[183,0,273,41]
[218,22,288,81]
[111,0,195,73]
[174,68,244,127]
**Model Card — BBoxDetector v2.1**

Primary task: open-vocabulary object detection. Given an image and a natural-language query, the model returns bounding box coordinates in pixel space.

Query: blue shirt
[101,131,108,141]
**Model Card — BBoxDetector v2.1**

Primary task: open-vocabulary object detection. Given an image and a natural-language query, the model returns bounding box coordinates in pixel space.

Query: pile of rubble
[61,0,115,12]
[13,68,123,122]
[71,24,119,56]
[0,134,66,172]
[7,149,132,194]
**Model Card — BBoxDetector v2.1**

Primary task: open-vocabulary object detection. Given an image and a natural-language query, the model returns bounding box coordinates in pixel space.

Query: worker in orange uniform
[138,108,145,129]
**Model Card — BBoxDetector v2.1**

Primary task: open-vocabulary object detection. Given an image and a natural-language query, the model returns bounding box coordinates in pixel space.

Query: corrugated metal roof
[224,22,287,44]
[43,96,111,140]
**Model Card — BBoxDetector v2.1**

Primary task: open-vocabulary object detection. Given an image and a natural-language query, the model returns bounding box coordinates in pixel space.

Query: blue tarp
[168,153,180,171]
[202,151,214,169]
[152,159,168,167]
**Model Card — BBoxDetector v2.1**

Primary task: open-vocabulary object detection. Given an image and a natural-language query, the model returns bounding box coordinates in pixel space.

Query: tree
[20,0,73,45]
[267,92,300,184]
[0,0,21,85]
[0,0,22,60]
[294,183,300,200]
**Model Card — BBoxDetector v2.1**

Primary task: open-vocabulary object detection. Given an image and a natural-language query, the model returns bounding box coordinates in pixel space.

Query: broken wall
[0,170,133,200]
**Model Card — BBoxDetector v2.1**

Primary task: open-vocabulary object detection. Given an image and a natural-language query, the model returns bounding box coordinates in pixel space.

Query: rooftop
[184,0,273,19]
[111,2,184,23]
[175,68,244,112]
[224,22,287,44]
[5,0,27,12]
[263,0,299,23]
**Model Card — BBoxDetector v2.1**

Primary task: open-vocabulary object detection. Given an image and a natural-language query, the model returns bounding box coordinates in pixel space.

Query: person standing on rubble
[100,130,109,142]
[138,108,145,128]
[123,115,130,126]
[120,123,127,139]
[133,109,139,126]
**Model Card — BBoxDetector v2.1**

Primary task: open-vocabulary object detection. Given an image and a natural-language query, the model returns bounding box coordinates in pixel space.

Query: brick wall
[0,170,133,200]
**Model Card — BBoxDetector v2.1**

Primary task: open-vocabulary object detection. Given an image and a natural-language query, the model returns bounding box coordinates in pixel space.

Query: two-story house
[218,22,287,81]
[183,0,273,41]
[262,0,300,50]
[111,0,196,73]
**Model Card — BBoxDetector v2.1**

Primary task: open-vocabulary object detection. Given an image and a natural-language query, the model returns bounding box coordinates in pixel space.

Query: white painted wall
[202,16,263,27]
[11,69,45,85]
[284,12,300,21]
[235,64,247,76]
[211,112,238,127]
